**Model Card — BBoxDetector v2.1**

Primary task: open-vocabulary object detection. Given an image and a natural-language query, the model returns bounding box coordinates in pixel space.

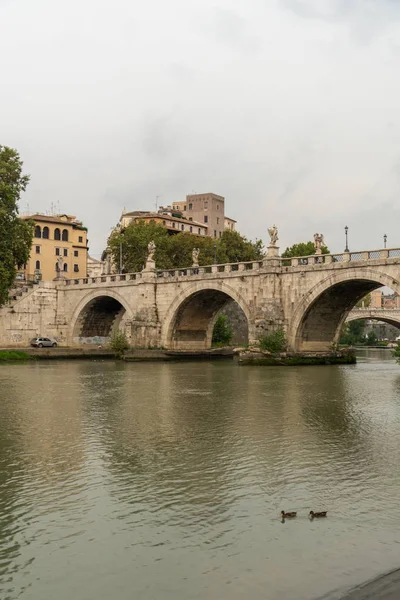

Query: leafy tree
[218,229,264,263]
[108,221,264,272]
[212,314,233,346]
[392,343,400,364]
[282,241,329,258]
[259,329,287,353]
[109,220,171,273]
[0,146,33,306]
[365,331,378,346]
[356,294,371,308]
[340,320,366,345]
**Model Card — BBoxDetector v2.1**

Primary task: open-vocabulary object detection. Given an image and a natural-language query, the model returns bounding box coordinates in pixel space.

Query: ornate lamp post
[384,234,387,249]
[344,226,349,253]
[213,242,217,264]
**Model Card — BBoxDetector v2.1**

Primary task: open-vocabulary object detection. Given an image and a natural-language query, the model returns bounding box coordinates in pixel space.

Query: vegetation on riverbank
[212,314,233,347]
[109,331,130,359]
[393,343,400,364]
[0,350,31,362]
[239,352,356,366]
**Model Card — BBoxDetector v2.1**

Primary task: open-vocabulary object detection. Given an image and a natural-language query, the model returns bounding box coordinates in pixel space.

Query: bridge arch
[69,290,134,345]
[161,281,252,351]
[289,269,400,352]
[346,312,400,330]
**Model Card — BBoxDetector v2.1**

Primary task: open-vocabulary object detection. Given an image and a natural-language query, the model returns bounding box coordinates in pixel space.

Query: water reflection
[0,354,400,600]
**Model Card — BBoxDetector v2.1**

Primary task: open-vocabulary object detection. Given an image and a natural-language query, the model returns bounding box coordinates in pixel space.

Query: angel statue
[56,256,63,274]
[314,233,324,254]
[192,248,200,267]
[147,240,156,261]
[268,224,278,246]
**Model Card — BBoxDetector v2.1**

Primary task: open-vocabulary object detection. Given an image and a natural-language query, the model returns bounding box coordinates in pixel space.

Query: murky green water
[1,350,400,600]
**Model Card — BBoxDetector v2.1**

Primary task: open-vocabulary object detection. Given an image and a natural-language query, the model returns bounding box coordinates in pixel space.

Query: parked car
[30,337,57,348]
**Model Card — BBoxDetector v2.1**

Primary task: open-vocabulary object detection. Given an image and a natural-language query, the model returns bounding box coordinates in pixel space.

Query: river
[0,349,400,600]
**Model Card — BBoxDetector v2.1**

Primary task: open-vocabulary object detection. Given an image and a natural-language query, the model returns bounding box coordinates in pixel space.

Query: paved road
[342,569,400,599]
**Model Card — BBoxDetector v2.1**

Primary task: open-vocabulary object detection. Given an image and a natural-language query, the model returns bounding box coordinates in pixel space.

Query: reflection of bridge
[2,246,400,352]
[346,308,400,328]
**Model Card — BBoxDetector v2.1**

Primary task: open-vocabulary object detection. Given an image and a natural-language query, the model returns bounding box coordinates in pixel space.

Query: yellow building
[22,214,88,281]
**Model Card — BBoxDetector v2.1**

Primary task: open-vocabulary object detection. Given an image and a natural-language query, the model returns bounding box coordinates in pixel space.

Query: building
[119,208,208,236]
[173,193,236,239]
[87,255,106,278]
[22,214,88,281]
[369,289,400,309]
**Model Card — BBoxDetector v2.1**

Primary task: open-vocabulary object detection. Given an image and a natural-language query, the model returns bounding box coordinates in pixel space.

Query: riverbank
[237,348,356,366]
[341,567,400,599]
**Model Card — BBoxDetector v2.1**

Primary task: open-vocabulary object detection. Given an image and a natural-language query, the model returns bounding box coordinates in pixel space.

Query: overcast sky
[2,0,400,259]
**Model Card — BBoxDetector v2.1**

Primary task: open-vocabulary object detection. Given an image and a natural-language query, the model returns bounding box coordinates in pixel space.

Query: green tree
[108,221,264,272]
[218,229,264,263]
[366,330,378,346]
[212,314,233,346]
[392,343,400,364]
[282,241,329,258]
[108,220,171,273]
[0,146,33,306]
[340,319,366,345]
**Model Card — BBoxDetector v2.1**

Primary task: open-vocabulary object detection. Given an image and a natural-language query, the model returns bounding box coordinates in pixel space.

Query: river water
[1,350,400,600]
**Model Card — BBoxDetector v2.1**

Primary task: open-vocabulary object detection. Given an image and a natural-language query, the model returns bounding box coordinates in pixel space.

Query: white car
[30,337,57,348]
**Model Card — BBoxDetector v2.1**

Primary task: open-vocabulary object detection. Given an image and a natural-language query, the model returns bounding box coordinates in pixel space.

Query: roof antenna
[156,195,161,211]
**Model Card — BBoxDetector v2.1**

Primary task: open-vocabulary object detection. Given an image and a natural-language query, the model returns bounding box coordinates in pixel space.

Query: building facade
[119,209,208,236]
[173,193,236,239]
[22,214,88,281]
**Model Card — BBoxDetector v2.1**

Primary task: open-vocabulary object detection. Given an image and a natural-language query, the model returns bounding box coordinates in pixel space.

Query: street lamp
[344,226,349,253]
[214,242,217,264]
[384,234,387,249]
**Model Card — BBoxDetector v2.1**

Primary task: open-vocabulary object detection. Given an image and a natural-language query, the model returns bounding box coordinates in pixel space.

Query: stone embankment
[235,346,356,366]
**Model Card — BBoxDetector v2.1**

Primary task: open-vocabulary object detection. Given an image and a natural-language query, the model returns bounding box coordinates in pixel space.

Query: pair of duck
[281,510,327,519]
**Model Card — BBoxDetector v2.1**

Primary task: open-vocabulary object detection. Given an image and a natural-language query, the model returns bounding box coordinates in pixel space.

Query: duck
[281,510,297,518]
[309,511,327,518]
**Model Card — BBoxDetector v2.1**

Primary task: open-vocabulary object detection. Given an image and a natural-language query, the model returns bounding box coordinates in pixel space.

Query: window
[55,248,60,256]
[189,217,193,221]
[42,226,49,239]
[34,225,41,238]
[217,204,219,210]
[78,236,83,243]
[204,201,208,209]
[63,248,68,257]
[181,224,184,231]
[190,226,193,233]
[184,206,187,211]
[162,220,166,226]
[198,228,201,234]
[188,203,193,210]
[74,264,79,272]
[35,260,41,270]
[217,217,219,224]
[219,231,222,238]
[63,263,68,272]
[35,246,40,254]
[74,250,78,257]
[54,228,61,240]
[62,229,68,241]
[172,222,176,228]
[214,230,217,237]
[204,216,208,223]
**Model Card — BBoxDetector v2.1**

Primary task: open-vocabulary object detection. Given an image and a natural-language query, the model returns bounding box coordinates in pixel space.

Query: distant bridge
[346,308,400,328]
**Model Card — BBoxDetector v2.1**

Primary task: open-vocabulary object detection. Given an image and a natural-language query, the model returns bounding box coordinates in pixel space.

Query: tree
[218,229,264,263]
[340,319,366,345]
[108,221,264,272]
[392,343,400,364]
[109,330,130,359]
[366,330,378,346]
[259,329,287,353]
[0,146,33,306]
[282,241,329,258]
[212,314,233,346]
[108,220,171,273]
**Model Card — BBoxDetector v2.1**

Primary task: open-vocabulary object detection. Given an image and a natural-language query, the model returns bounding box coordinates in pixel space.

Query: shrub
[0,351,31,362]
[393,343,400,364]
[259,329,287,353]
[212,314,233,347]
[109,330,130,359]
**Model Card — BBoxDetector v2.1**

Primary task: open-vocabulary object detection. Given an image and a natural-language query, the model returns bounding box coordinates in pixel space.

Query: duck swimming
[309,511,327,518]
[281,510,297,518]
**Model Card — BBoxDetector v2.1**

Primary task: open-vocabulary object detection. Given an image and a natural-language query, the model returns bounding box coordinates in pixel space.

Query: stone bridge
[346,308,400,328]
[2,246,400,352]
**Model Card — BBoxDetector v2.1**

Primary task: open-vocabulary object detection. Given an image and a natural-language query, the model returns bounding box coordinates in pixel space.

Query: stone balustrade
[56,247,400,288]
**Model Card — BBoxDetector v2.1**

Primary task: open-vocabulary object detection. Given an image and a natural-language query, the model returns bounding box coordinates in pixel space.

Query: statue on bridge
[192,248,200,268]
[147,240,156,262]
[268,224,278,246]
[314,233,325,255]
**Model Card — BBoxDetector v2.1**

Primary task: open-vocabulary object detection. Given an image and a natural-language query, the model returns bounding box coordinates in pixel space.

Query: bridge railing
[58,247,400,287]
